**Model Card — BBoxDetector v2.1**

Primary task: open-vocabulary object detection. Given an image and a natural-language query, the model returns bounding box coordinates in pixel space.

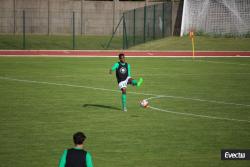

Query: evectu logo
[221,149,250,160]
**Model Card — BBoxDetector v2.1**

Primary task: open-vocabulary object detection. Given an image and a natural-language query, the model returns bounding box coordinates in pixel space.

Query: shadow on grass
[82,104,120,111]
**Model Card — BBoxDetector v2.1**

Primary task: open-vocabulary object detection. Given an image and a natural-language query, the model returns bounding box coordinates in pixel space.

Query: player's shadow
[82,104,120,111]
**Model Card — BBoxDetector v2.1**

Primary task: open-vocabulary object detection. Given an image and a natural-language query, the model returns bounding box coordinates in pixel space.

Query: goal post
[181,0,250,37]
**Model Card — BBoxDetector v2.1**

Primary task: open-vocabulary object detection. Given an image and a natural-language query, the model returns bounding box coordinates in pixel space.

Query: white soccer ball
[140,99,149,108]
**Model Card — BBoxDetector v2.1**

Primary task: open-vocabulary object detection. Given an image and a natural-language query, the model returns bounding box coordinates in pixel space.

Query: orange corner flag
[189,31,195,59]
[189,31,194,39]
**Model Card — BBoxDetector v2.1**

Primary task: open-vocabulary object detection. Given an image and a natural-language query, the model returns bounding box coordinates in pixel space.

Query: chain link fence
[123,2,172,49]
[0,0,183,50]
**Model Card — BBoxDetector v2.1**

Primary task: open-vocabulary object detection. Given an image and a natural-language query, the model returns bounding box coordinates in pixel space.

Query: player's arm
[109,63,119,74]
[58,150,67,167]
[86,152,94,167]
[128,64,131,77]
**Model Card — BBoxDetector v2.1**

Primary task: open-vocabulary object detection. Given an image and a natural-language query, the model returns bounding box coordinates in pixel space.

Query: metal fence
[0,8,109,36]
[0,0,154,36]
[0,1,181,50]
[122,2,172,49]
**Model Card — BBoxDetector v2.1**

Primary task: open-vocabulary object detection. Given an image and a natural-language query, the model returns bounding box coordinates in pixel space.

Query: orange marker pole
[189,31,195,59]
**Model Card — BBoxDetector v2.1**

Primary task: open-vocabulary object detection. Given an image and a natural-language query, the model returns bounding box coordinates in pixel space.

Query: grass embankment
[0,35,122,50]
[129,36,250,51]
[0,35,249,50]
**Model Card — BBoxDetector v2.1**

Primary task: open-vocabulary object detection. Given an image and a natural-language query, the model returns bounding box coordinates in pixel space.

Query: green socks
[132,79,137,86]
[122,93,127,111]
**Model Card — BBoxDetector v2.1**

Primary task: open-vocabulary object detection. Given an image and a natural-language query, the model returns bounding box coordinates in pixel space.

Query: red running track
[0,50,250,57]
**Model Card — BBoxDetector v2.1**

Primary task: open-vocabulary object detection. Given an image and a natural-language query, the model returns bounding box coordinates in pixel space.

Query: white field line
[0,76,121,93]
[148,106,250,123]
[145,96,250,123]
[196,60,250,66]
[145,95,250,107]
[175,59,250,66]
[1,76,250,108]
[136,73,250,76]
[1,76,250,123]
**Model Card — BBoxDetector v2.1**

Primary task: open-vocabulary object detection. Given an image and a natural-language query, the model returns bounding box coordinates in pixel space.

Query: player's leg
[118,80,128,112]
[121,88,127,112]
[128,78,136,85]
[128,77,143,87]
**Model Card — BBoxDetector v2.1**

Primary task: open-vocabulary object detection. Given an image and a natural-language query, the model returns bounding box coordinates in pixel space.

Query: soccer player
[58,132,93,167]
[109,53,143,112]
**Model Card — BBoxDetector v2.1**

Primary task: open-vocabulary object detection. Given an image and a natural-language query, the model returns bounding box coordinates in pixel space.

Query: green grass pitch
[0,57,249,167]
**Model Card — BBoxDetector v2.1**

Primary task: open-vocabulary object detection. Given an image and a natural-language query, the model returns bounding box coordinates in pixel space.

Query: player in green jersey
[58,132,93,167]
[109,53,143,112]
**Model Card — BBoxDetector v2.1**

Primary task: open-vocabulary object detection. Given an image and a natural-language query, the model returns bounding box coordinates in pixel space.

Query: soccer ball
[140,99,149,108]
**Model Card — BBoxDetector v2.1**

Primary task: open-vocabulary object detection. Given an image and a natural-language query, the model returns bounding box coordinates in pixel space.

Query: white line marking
[145,96,250,123]
[0,76,121,93]
[1,76,250,123]
[145,95,250,107]
[195,60,250,66]
[176,59,250,66]
[0,76,250,108]
[148,106,250,123]
[136,73,250,76]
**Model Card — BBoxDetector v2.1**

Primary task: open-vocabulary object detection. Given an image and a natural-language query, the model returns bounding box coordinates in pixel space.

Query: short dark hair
[73,132,86,145]
[118,53,125,59]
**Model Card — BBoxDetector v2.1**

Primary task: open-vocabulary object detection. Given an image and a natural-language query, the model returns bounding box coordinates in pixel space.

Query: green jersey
[58,147,93,167]
[111,62,131,83]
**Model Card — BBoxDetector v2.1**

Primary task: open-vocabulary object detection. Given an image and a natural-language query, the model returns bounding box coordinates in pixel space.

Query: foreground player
[109,53,143,112]
[58,132,93,167]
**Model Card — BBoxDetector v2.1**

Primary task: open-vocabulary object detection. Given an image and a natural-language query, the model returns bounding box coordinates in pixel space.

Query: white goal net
[181,0,250,36]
